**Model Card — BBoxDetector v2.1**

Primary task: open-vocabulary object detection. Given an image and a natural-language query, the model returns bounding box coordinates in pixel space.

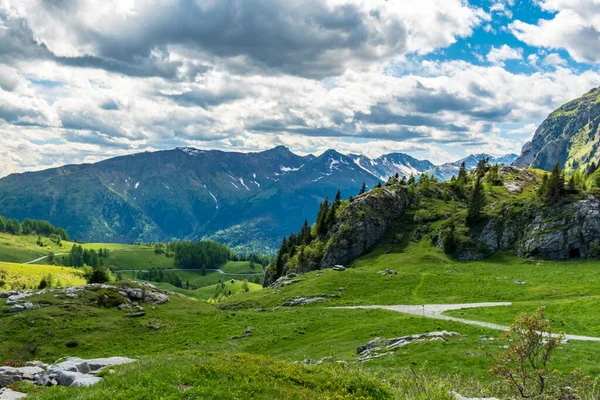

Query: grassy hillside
[0,262,85,290]
[0,232,68,264]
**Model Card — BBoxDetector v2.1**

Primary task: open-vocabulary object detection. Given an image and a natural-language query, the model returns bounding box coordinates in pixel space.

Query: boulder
[6,305,24,313]
[332,265,346,271]
[53,370,101,387]
[0,388,27,400]
[450,391,499,400]
[0,366,44,387]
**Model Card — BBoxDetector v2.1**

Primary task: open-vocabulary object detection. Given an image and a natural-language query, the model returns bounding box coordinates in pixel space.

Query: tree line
[0,216,69,240]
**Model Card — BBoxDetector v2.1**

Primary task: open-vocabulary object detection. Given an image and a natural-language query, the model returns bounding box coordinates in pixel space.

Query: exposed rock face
[476,195,600,259]
[320,187,416,268]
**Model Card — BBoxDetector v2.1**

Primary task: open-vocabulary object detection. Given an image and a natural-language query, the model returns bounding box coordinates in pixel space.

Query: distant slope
[514,86,600,172]
[428,153,518,181]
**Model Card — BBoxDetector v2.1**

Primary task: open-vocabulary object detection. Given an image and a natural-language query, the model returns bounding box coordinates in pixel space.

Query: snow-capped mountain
[428,153,519,181]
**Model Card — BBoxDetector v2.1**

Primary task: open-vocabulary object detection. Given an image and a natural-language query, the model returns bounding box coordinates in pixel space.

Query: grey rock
[54,370,101,387]
[0,366,44,387]
[125,312,146,318]
[282,296,331,307]
[357,331,459,361]
[0,388,27,400]
[7,305,24,313]
[332,265,346,271]
[450,391,499,400]
[320,187,416,269]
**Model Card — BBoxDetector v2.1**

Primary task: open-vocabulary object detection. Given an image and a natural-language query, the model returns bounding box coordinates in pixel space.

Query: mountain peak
[514,87,600,172]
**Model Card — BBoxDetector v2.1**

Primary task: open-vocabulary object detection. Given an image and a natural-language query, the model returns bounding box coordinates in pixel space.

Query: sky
[2,0,600,176]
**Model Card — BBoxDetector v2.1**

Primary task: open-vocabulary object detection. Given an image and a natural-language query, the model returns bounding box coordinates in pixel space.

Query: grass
[101,249,174,271]
[150,279,262,301]
[223,241,600,309]
[23,352,397,400]
[220,260,264,274]
[444,297,600,338]
[0,232,68,264]
[0,262,85,290]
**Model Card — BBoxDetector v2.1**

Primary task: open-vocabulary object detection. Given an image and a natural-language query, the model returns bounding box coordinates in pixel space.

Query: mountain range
[0,146,515,253]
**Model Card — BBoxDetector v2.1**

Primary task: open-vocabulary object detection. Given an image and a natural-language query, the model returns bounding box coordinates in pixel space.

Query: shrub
[490,307,567,398]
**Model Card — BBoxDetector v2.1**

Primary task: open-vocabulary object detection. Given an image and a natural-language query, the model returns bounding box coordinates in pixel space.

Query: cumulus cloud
[486,44,523,65]
[510,0,600,63]
[0,0,598,177]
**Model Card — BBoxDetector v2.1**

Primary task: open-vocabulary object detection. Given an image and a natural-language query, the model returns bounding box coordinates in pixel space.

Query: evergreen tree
[457,161,467,183]
[466,176,485,225]
[359,182,366,195]
[541,163,565,203]
[315,197,330,236]
[333,189,342,208]
[588,161,598,176]
[408,174,415,185]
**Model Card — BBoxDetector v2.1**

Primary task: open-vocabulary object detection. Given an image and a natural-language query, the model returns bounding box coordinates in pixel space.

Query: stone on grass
[0,388,27,400]
[332,265,346,271]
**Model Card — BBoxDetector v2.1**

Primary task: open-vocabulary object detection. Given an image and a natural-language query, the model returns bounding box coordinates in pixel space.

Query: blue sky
[1,0,600,175]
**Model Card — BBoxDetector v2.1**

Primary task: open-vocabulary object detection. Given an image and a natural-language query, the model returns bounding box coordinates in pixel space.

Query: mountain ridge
[0,146,516,252]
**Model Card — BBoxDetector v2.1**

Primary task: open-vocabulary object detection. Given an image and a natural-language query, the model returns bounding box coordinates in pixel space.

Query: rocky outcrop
[2,284,170,314]
[357,331,459,361]
[0,357,135,390]
[475,195,600,259]
[320,187,417,268]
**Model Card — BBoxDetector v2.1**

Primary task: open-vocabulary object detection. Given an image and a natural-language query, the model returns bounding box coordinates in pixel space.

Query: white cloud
[0,0,599,177]
[542,53,568,67]
[487,45,523,66]
[510,0,600,63]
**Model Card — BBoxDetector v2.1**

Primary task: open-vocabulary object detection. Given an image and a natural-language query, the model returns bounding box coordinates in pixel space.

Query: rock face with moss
[514,86,600,172]
[320,187,417,268]
[477,194,600,259]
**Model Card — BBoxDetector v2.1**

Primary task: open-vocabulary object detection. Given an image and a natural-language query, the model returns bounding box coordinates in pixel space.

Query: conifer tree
[466,176,485,225]
[359,182,366,195]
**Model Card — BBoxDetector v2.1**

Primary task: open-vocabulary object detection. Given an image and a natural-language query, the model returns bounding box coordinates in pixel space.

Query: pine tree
[457,161,467,183]
[359,182,366,195]
[588,161,598,176]
[315,197,330,236]
[408,174,415,185]
[466,176,485,225]
[333,190,342,208]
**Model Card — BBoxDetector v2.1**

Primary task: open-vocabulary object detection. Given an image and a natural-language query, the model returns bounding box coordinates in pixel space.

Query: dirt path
[23,253,66,264]
[337,303,600,342]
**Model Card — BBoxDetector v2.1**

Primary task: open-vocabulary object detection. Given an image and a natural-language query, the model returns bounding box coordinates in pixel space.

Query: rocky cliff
[320,187,417,268]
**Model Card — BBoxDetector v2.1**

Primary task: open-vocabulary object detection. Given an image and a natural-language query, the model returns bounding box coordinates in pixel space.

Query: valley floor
[4,237,600,398]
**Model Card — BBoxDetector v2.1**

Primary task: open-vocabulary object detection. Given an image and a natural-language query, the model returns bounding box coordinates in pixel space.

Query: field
[0,232,68,264]
[0,262,85,290]
[4,230,600,398]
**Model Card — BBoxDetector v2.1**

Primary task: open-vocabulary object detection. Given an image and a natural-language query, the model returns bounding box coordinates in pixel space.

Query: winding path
[337,303,600,342]
[23,253,66,264]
